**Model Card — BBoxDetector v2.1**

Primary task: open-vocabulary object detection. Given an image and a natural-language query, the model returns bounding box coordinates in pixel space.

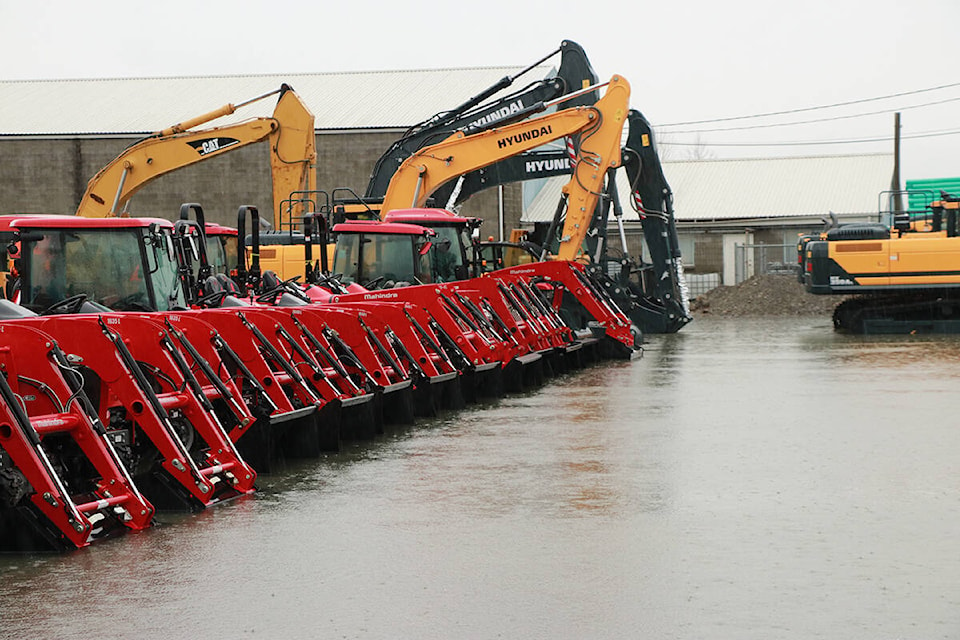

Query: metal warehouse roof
[523,153,895,223]
[0,66,552,135]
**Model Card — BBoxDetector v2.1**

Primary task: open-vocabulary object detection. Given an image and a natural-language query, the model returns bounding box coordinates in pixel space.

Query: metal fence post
[735,243,744,284]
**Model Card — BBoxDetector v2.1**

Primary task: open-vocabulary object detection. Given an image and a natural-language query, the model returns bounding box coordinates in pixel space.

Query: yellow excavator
[323,75,629,293]
[803,192,960,333]
[326,70,688,334]
[1,86,314,299]
[75,83,316,222]
[377,74,629,261]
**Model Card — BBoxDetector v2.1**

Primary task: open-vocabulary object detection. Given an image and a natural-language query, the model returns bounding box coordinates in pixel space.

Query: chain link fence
[685,273,722,299]
[735,243,798,284]
[671,239,800,299]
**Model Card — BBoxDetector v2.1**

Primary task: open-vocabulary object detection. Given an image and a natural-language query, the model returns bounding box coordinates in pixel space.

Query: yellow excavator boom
[76,85,316,222]
[269,88,317,228]
[380,75,630,261]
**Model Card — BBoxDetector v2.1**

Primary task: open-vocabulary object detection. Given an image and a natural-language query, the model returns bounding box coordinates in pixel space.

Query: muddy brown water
[1,316,958,639]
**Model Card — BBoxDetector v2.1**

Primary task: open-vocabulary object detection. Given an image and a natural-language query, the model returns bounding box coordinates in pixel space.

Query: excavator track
[832,291,960,334]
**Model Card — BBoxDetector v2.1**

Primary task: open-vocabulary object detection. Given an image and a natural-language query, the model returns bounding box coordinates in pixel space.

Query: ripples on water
[1,316,958,639]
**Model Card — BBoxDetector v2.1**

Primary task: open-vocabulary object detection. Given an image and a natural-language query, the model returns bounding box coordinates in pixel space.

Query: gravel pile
[689,274,845,316]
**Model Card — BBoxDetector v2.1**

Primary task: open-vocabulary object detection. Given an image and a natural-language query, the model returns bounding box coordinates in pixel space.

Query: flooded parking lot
[1,315,957,639]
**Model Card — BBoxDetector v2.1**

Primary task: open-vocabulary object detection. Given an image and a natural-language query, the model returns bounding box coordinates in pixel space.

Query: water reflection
[2,317,959,639]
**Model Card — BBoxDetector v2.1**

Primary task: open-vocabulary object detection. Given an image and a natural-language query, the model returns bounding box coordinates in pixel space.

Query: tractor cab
[200,222,238,277]
[330,220,436,288]
[0,215,186,313]
[381,209,481,282]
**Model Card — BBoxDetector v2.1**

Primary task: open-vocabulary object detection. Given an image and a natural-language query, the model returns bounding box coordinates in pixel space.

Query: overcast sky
[3,0,959,183]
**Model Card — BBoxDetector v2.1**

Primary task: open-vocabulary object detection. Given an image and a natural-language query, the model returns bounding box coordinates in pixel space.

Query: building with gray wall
[0,69,535,236]
[0,71,896,296]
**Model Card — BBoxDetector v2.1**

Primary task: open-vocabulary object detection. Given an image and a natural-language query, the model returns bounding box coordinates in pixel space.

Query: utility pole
[892,112,903,213]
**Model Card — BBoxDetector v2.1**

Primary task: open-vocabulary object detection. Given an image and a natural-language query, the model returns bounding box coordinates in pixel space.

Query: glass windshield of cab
[22,227,184,312]
[205,235,233,276]
[429,226,466,283]
[333,232,431,285]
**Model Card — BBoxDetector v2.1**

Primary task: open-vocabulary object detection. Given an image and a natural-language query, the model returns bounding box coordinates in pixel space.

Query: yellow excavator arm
[76,85,316,221]
[380,75,630,261]
[269,88,318,227]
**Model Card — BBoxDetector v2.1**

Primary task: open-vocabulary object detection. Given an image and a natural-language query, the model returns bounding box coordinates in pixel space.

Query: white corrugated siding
[523,154,895,222]
[0,67,550,135]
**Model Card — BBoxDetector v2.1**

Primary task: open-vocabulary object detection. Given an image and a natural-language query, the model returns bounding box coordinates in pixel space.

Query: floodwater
[1,316,958,639]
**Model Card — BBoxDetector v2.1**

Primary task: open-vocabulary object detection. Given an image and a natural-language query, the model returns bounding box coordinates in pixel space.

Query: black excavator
[328,42,690,334]
[519,110,690,334]
[601,110,690,334]
[357,39,600,212]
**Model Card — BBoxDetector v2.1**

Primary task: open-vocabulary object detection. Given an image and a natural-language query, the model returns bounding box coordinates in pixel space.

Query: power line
[659,128,960,148]
[659,81,960,127]
[665,95,960,134]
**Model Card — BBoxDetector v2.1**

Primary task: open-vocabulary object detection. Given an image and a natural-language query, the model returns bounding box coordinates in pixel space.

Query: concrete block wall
[0,133,525,234]
[0,138,89,213]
